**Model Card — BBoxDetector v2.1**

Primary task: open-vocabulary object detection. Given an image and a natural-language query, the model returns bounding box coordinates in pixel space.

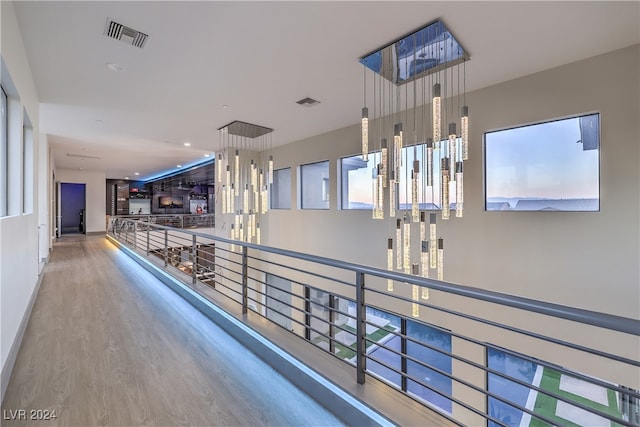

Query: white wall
[236,45,639,391]
[55,169,106,233]
[0,0,45,401]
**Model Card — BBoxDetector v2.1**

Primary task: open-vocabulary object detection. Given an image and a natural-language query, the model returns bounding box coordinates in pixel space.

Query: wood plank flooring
[2,235,344,427]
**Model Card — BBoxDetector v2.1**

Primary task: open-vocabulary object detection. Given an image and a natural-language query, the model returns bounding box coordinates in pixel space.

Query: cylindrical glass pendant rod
[377,172,384,219]
[429,213,437,269]
[362,107,369,161]
[437,238,444,281]
[381,138,388,187]
[411,165,419,223]
[390,171,397,218]
[441,158,450,220]
[394,123,403,173]
[461,105,469,160]
[268,155,274,184]
[396,219,402,269]
[432,83,441,143]
[230,225,235,252]
[243,184,249,214]
[256,223,261,245]
[426,139,434,187]
[421,240,429,278]
[234,150,240,196]
[456,161,464,218]
[448,123,457,169]
[411,264,420,318]
[222,185,227,214]
[403,215,411,274]
[387,238,394,291]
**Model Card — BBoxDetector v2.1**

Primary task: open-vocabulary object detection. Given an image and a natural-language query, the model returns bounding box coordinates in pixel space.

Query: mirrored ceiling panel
[360,20,468,85]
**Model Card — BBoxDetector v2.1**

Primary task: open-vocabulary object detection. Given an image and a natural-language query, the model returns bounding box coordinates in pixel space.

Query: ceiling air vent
[296,97,320,107]
[104,18,149,48]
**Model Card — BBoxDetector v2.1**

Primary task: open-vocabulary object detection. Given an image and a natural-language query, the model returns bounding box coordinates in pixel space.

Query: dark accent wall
[60,183,85,234]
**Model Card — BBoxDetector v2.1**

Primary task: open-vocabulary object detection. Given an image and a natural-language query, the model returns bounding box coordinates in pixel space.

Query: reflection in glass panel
[341,142,460,211]
[271,167,291,209]
[334,299,357,364]
[360,20,466,85]
[365,307,402,387]
[485,114,600,211]
[265,274,292,330]
[406,321,452,413]
[488,347,632,427]
[309,289,331,351]
[301,161,330,209]
[341,153,377,209]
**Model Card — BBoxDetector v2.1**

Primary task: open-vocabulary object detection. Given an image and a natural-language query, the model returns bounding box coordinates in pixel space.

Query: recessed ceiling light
[177,164,182,168]
[223,105,229,109]
[134,172,140,176]
[105,62,124,72]
[125,176,129,180]
[183,142,191,147]
[204,154,210,157]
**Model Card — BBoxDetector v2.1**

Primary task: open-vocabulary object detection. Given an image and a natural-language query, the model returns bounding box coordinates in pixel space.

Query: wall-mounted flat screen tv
[484,113,599,212]
[159,196,183,208]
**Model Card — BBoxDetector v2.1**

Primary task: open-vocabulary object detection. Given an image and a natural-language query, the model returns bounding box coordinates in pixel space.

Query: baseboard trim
[1,272,45,404]
[106,234,394,427]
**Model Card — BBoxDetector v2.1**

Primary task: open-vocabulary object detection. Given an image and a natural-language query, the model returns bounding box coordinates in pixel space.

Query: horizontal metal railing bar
[111,221,638,426]
[113,218,639,337]
[212,266,242,283]
[365,300,638,400]
[116,231,640,413]
[248,256,355,289]
[248,287,357,334]
[365,353,514,427]
[211,274,243,296]
[484,342,640,400]
[243,289,506,406]
[366,287,640,368]
[247,274,356,320]
[364,332,633,425]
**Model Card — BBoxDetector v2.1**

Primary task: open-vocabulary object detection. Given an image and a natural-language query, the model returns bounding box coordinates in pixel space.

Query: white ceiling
[13,1,640,181]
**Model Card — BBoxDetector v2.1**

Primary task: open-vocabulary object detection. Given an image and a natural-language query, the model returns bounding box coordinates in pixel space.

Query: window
[487,347,630,427]
[22,111,33,214]
[265,274,292,330]
[1,86,7,217]
[340,154,375,209]
[270,167,291,209]
[484,113,600,211]
[300,160,329,209]
[340,143,460,211]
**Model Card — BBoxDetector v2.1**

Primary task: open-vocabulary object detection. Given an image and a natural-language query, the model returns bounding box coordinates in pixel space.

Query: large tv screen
[159,196,183,208]
[484,113,600,212]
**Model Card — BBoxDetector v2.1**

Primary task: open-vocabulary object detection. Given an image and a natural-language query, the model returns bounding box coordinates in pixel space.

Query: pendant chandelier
[217,121,274,247]
[359,20,469,317]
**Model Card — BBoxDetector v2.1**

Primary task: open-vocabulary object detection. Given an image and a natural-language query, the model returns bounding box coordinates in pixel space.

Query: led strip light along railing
[108,218,640,427]
[359,19,470,311]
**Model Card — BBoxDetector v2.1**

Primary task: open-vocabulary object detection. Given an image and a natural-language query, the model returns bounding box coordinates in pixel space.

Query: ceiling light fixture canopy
[359,19,470,311]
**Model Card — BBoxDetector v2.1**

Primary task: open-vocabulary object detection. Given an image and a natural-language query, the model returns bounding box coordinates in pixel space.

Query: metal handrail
[110,218,639,337]
[107,217,640,427]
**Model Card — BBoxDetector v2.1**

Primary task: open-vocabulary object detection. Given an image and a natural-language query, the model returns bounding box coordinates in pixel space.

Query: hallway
[2,235,344,426]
